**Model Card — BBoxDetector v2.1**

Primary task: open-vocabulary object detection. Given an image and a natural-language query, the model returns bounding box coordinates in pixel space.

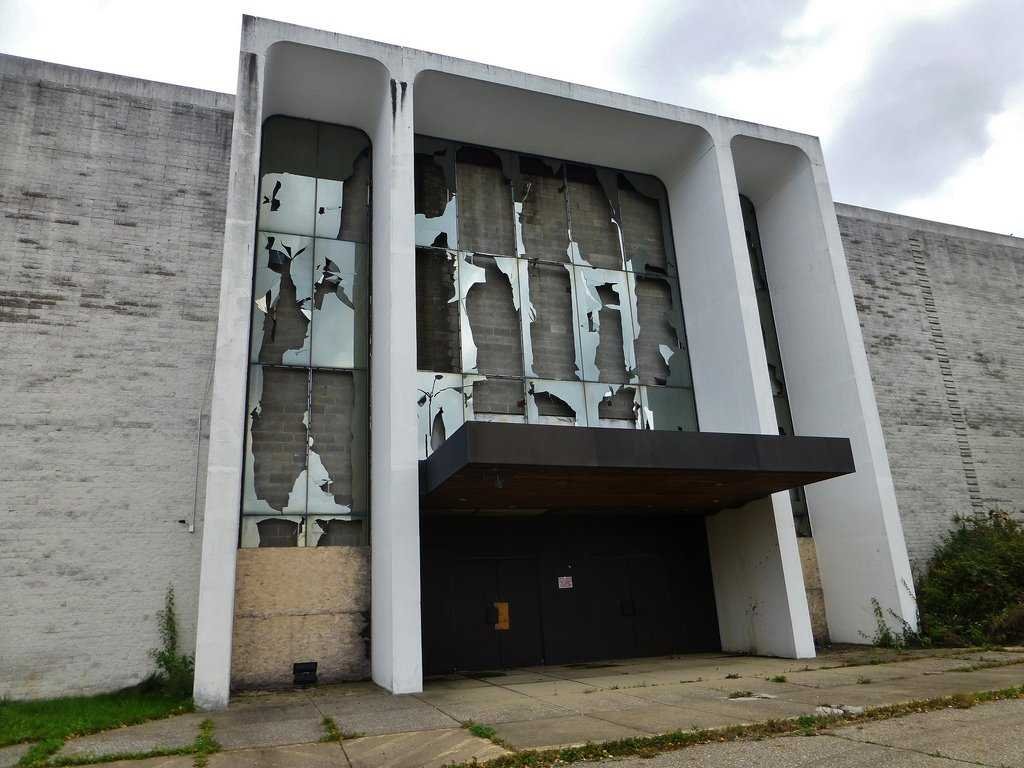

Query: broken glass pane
[251,233,314,366]
[456,146,515,256]
[315,123,371,243]
[415,137,458,249]
[526,379,586,426]
[258,173,316,237]
[566,164,624,269]
[416,247,460,372]
[514,155,569,262]
[306,369,366,516]
[620,172,673,276]
[306,517,366,546]
[628,272,692,388]
[240,515,304,548]
[310,240,369,370]
[464,375,526,422]
[460,253,523,376]
[519,260,581,381]
[242,365,309,515]
[640,385,698,432]
[416,371,465,458]
[575,267,637,383]
[585,383,642,428]
[261,116,317,176]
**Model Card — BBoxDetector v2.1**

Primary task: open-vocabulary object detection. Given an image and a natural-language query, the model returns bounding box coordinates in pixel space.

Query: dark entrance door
[429,556,544,672]
[421,515,719,675]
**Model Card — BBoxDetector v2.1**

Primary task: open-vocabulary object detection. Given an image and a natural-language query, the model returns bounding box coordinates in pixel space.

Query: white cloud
[899,92,1024,236]
[1,0,1021,235]
[0,0,655,95]
[696,0,969,138]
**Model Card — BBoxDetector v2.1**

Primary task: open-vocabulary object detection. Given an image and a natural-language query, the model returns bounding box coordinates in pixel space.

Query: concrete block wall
[837,204,1024,569]
[415,248,460,372]
[250,367,309,509]
[0,54,233,699]
[457,157,515,256]
[527,262,577,380]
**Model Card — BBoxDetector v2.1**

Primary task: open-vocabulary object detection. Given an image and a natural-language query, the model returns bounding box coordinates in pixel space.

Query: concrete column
[668,132,814,658]
[730,136,916,642]
[370,64,423,693]
[192,50,263,710]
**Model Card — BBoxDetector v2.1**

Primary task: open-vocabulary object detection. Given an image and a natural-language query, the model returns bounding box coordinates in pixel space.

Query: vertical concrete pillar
[370,65,423,693]
[730,136,916,642]
[192,50,263,710]
[667,131,814,658]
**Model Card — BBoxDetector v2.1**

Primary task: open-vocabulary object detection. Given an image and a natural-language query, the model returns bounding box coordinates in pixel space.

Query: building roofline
[0,52,234,111]
[835,202,1022,247]
[240,14,824,149]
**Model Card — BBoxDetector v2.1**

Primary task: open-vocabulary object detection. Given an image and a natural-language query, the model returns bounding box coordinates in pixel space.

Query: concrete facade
[0,54,232,699]
[1,24,1022,702]
[838,204,1024,567]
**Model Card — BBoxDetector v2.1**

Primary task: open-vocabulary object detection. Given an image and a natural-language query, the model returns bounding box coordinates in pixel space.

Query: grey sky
[1,0,1020,235]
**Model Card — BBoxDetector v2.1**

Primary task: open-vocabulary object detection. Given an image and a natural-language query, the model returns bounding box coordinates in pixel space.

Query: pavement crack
[826,731,997,767]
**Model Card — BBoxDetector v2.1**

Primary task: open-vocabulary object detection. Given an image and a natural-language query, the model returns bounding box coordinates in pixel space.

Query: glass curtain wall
[739,195,810,536]
[240,116,371,547]
[414,138,698,458]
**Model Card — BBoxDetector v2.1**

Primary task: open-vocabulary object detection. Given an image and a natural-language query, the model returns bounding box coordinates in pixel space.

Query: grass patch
[42,719,218,768]
[1,688,193,765]
[320,716,342,743]
[857,676,872,685]
[726,690,753,699]
[950,658,1024,673]
[463,721,510,750]
[767,675,787,683]
[442,686,1024,768]
[725,673,741,680]
[318,717,362,743]
[466,722,498,741]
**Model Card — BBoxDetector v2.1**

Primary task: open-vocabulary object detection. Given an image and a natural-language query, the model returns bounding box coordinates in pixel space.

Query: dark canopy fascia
[419,422,854,514]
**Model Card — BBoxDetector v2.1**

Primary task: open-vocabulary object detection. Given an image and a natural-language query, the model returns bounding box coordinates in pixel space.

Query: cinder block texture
[456,152,515,256]
[415,249,459,372]
[0,55,232,699]
[231,547,370,688]
[464,256,523,377]
[798,538,829,644]
[838,204,1024,568]
[525,262,577,380]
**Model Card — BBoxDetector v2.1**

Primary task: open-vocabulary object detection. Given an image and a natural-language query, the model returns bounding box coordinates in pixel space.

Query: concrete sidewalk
[53,647,1024,768]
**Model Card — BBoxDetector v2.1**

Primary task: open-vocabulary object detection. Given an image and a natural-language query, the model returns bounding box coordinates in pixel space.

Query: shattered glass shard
[416,371,465,458]
[258,172,316,236]
[526,379,586,426]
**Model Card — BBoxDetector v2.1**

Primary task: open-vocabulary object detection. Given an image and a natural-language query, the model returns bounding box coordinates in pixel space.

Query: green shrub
[916,511,1024,646]
[148,587,195,697]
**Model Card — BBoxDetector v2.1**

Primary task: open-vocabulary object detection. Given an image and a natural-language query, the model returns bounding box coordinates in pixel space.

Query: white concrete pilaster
[192,49,263,710]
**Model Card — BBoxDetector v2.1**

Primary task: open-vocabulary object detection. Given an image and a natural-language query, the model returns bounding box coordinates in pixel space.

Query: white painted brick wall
[0,55,232,699]
[837,204,1024,569]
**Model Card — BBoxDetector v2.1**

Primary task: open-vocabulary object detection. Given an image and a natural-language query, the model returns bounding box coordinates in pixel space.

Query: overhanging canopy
[419,422,855,513]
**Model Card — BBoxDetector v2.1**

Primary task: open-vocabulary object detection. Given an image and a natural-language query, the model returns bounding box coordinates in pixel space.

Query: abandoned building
[1,16,1022,709]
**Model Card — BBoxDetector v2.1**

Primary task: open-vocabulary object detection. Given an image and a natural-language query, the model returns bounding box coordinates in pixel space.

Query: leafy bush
[147,586,195,697]
[916,511,1024,646]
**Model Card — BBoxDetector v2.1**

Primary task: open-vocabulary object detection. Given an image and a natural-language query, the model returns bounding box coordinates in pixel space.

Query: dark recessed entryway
[420,515,720,675]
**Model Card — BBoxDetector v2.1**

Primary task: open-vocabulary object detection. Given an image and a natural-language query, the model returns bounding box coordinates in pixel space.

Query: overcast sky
[2,0,1021,235]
